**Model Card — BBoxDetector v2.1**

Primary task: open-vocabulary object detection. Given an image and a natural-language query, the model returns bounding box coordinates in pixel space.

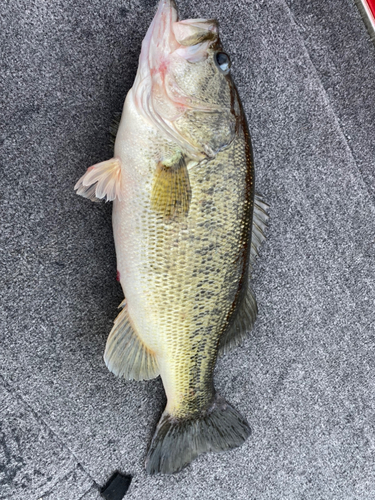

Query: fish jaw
[131,0,224,160]
[132,0,188,149]
[133,0,179,108]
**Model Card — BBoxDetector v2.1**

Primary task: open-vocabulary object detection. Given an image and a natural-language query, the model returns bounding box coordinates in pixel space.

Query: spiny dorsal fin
[250,193,270,266]
[104,300,159,381]
[74,157,122,202]
[218,286,258,356]
[151,153,191,220]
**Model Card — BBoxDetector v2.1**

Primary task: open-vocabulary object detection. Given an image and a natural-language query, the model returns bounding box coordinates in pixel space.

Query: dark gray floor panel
[284,0,375,199]
[40,468,95,500]
[0,382,93,500]
[79,487,102,500]
[1,0,375,498]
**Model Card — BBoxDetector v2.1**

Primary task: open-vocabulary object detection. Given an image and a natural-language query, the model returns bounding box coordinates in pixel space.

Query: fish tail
[145,395,251,474]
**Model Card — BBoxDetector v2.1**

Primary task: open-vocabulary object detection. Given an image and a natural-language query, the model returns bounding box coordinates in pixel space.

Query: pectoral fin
[151,153,191,220]
[74,158,122,202]
[104,300,159,381]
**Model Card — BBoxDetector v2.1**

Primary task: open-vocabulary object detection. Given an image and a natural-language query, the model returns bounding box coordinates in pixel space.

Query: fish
[75,0,269,475]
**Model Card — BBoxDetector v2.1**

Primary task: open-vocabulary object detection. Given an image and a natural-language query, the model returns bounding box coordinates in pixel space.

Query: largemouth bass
[75,0,269,474]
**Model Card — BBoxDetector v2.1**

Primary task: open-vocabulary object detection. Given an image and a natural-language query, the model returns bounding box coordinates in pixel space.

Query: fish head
[132,0,239,160]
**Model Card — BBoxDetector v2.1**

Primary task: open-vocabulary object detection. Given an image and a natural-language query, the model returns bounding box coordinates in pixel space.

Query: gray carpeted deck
[1,0,375,498]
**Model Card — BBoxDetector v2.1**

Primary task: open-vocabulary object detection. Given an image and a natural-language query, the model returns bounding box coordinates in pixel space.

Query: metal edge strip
[354,0,375,43]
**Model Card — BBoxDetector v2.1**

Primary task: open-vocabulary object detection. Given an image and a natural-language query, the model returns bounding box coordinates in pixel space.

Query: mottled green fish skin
[112,88,254,420]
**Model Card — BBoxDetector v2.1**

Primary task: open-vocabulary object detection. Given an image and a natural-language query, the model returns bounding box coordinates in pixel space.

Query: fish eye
[214,52,231,74]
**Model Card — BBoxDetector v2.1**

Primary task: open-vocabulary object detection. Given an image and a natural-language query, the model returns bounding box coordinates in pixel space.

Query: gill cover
[132,0,237,161]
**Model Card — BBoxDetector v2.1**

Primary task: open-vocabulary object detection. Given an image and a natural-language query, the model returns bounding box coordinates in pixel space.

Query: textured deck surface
[1,0,375,498]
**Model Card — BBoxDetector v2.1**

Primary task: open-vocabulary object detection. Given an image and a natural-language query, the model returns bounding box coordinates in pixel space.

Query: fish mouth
[138,0,219,73]
[132,0,221,160]
[137,0,179,83]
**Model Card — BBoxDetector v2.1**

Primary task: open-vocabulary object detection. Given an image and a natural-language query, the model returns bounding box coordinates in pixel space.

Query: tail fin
[145,395,251,474]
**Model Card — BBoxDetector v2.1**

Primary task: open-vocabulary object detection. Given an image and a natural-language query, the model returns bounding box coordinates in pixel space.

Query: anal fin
[104,300,159,381]
[74,157,122,202]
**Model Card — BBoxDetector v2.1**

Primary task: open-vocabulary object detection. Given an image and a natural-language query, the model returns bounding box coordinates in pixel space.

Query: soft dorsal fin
[104,300,159,381]
[250,193,269,266]
[218,286,258,356]
[219,193,270,356]
[74,157,122,202]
